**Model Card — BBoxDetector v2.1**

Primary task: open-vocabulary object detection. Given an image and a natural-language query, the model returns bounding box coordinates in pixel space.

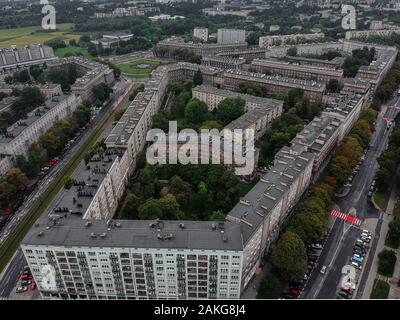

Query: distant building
[47,57,115,102]
[217,29,246,44]
[0,94,81,158]
[193,27,209,42]
[91,33,134,49]
[0,45,56,71]
[148,14,184,21]
[370,20,383,30]
[259,33,325,48]
[269,25,280,32]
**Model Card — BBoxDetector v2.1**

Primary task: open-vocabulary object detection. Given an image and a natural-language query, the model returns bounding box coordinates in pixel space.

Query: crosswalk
[330,209,362,227]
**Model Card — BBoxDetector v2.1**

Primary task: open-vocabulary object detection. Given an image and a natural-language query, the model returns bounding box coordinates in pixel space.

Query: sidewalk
[388,250,400,298]
[362,185,398,298]
[240,265,270,299]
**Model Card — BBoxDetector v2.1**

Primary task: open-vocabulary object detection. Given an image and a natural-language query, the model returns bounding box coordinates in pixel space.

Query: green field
[117,59,170,77]
[55,45,92,59]
[370,279,390,299]
[0,23,80,48]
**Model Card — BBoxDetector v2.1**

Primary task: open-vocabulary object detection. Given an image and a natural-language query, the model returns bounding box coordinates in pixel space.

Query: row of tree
[259,88,322,166]
[258,108,378,296]
[16,103,91,177]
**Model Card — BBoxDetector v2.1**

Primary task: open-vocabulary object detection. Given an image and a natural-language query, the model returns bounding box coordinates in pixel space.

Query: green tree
[169,175,192,208]
[160,194,182,219]
[138,198,163,220]
[287,46,298,57]
[64,176,74,189]
[215,97,245,126]
[120,193,142,219]
[271,231,307,282]
[193,68,203,86]
[256,274,284,299]
[377,249,397,277]
[184,98,210,125]
[209,210,225,221]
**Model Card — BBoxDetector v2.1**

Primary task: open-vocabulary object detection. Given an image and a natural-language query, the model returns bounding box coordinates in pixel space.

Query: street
[0,78,131,299]
[302,95,400,299]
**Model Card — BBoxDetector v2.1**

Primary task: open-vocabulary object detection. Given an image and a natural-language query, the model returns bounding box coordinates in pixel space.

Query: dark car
[281,293,297,299]
[338,291,350,299]
[288,288,300,297]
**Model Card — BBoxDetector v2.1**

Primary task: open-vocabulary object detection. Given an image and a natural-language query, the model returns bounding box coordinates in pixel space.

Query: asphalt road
[303,95,400,299]
[0,78,130,299]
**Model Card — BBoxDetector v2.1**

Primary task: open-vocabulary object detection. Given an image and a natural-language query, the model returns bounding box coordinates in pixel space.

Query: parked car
[311,243,323,250]
[31,282,36,290]
[21,280,32,286]
[351,261,362,270]
[338,291,350,299]
[320,265,327,274]
[16,286,28,293]
[21,275,33,281]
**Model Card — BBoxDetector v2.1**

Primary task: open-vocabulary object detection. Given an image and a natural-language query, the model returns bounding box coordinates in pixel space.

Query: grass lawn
[117,58,170,77]
[373,191,386,210]
[55,46,92,59]
[370,279,390,299]
[0,23,79,48]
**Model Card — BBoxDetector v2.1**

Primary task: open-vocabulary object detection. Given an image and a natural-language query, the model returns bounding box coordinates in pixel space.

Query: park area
[0,23,80,48]
[117,58,170,77]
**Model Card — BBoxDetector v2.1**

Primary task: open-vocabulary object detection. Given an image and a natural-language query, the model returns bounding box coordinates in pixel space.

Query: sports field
[117,58,170,77]
[0,23,80,48]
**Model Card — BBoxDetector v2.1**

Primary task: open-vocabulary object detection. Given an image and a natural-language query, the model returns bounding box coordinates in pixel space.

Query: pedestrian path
[362,185,398,298]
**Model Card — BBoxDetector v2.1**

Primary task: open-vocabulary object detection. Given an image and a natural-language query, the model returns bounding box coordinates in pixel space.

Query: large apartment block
[249,58,344,83]
[21,40,397,300]
[259,33,325,48]
[0,94,81,157]
[155,37,248,58]
[21,220,243,300]
[219,69,326,103]
[217,29,246,44]
[47,57,115,102]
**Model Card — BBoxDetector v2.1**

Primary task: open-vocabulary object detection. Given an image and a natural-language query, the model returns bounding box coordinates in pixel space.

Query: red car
[21,274,33,281]
[341,287,353,295]
[287,288,300,297]
[30,282,36,290]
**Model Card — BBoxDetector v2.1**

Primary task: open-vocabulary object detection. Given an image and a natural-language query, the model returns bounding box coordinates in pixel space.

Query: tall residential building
[0,94,81,158]
[217,29,246,44]
[193,27,209,42]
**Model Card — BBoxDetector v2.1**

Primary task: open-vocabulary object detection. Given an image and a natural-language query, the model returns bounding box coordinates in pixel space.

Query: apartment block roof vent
[179,223,185,229]
[211,223,217,231]
[85,222,92,228]
[90,232,97,238]
[100,232,107,238]
[37,231,44,237]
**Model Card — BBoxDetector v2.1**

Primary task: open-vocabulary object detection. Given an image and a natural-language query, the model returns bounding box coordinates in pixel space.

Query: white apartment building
[345,29,400,40]
[217,29,246,44]
[192,84,283,112]
[21,220,243,300]
[0,94,81,157]
[259,33,325,48]
[193,27,209,42]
